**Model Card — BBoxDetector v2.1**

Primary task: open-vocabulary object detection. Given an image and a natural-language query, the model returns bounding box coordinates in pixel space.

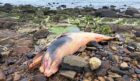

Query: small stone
[26,52,35,59]
[108,54,119,63]
[7,58,16,66]
[110,46,117,51]
[130,52,140,61]
[84,72,92,78]
[123,57,131,62]
[132,74,137,78]
[127,43,137,51]
[120,62,129,69]
[33,29,49,40]
[106,77,114,81]
[13,72,21,81]
[137,74,140,79]
[96,61,110,76]
[7,75,13,81]
[59,70,76,79]
[111,66,129,75]
[98,76,105,81]
[20,78,28,81]
[94,79,99,81]
[122,75,131,81]
[89,57,101,70]
[33,74,46,81]
[0,70,6,81]
[135,68,140,74]
[61,55,88,72]
[108,72,121,78]
[131,60,138,66]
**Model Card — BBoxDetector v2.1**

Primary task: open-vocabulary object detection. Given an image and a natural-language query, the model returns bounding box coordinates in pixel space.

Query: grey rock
[125,7,139,16]
[33,74,46,81]
[59,70,76,79]
[61,55,88,72]
[135,68,140,74]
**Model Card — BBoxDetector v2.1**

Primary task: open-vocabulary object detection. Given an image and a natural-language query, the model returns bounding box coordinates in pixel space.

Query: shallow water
[0,0,140,9]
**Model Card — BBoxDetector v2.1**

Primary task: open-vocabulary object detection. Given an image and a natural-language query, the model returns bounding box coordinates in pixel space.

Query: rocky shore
[0,3,140,81]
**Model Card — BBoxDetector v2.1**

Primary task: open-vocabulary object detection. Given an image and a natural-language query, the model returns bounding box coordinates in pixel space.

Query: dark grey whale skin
[47,35,72,60]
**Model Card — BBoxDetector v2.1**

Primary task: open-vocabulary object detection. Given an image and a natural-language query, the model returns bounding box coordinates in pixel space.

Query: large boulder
[95,9,118,17]
[125,7,139,16]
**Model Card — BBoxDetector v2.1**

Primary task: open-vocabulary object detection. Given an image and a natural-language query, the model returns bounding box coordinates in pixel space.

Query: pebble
[137,74,140,79]
[0,70,6,81]
[108,54,119,63]
[26,52,35,59]
[108,72,121,78]
[135,68,140,74]
[110,46,117,51]
[122,75,131,81]
[132,74,137,78]
[13,72,21,81]
[89,57,101,70]
[33,29,49,40]
[120,62,129,69]
[59,70,76,79]
[96,61,110,76]
[130,52,140,61]
[111,66,129,75]
[106,77,114,81]
[7,75,13,81]
[123,57,131,62]
[20,78,29,81]
[127,43,137,51]
[98,76,105,81]
[33,74,47,81]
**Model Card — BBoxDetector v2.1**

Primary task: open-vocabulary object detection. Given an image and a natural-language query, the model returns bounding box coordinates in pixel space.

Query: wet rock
[89,57,101,70]
[135,68,140,74]
[33,29,49,40]
[125,7,139,16]
[120,62,129,70]
[111,66,129,75]
[0,70,6,81]
[96,61,110,76]
[13,72,21,81]
[26,52,35,59]
[98,76,105,81]
[127,43,137,52]
[33,74,46,81]
[59,70,76,79]
[95,9,118,17]
[61,55,88,72]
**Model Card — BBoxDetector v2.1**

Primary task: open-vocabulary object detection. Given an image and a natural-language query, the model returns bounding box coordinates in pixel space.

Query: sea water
[0,0,140,9]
